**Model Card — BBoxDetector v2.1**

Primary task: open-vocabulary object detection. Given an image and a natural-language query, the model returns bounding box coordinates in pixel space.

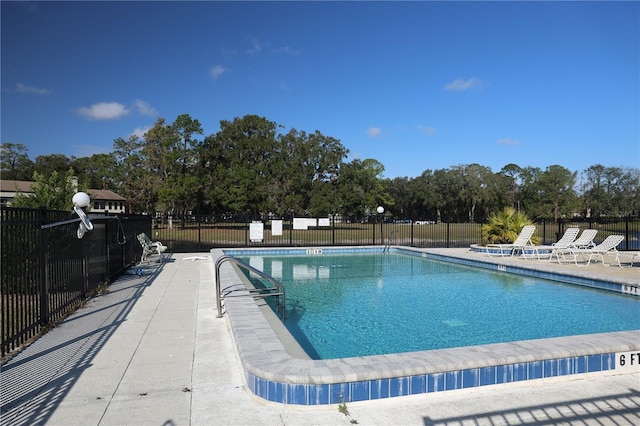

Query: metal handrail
[215,255,286,321]
[383,230,398,253]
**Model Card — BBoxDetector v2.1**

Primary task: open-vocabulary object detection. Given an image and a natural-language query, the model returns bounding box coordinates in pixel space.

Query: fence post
[244,216,249,246]
[625,217,629,250]
[410,221,414,247]
[331,215,335,246]
[39,208,49,325]
[446,222,450,248]
[289,214,293,246]
[372,217,376,245]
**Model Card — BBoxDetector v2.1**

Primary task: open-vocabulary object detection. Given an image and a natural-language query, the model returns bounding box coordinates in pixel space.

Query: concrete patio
[1,250,638,425]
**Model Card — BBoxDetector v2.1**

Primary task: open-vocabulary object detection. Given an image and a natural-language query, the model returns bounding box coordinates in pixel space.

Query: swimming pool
[213,246,640,405]
[235,252,640,360]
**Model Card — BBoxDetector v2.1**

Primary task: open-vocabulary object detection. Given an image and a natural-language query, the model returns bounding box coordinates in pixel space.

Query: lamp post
[72,192,93,239]
[377,206,384,245]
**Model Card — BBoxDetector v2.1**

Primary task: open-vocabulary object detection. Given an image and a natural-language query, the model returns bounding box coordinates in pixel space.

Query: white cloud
[133,99,159,116]
[76,102,130,120]
[16,82,51,95]
[76,99,158,120]
[131,126,152,139]
[210,65,226,80]
[368,127,382,138]
[417,125,436,136]
[444,77,487,92]
[497,137,521,146]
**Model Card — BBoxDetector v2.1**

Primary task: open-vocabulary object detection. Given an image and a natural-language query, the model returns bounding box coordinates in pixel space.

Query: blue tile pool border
[245,352,618,405]
[215,247,640,406]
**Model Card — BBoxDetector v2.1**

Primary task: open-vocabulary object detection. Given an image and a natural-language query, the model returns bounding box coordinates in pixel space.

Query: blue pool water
[239,253,640,360]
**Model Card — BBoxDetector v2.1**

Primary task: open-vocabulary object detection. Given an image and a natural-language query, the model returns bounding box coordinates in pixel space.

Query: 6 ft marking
[616,351,640,371]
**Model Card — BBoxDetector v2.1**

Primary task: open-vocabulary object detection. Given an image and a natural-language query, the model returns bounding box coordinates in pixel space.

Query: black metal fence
[153,214,640,252]
[2,207,638,359]
[1,207,151,358]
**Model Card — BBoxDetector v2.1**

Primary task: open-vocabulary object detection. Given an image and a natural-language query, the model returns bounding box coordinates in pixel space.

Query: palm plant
[481,207,538,245]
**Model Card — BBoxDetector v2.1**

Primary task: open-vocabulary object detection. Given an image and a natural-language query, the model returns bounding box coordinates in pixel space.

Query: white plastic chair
[137,233,167,262]
[549,229,598,263]
[525,227,581,261]
[566,234,625,266]
[486,225,536,257]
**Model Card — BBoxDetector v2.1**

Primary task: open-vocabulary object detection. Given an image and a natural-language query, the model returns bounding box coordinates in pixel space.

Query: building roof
[1,180,125,201]
[87,188,126,201]
[0,180,33,192]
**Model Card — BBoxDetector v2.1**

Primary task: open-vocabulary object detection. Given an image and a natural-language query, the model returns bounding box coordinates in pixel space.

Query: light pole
[377,206,384,245]
[72,192,94,239]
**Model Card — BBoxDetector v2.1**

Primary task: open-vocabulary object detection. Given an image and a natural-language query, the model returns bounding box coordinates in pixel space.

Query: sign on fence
[272,220,283,236]
[293,218,308,230]
[250,221,264,242]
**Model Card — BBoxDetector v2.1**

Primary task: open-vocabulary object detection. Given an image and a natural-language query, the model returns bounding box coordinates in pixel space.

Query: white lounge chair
[569,229,598,249]
[553,227,581,248]
[549,229,598,263]
[486,225,536,257]
[565,234,625,266]
[137,232,167,262]
[524,227,580,261]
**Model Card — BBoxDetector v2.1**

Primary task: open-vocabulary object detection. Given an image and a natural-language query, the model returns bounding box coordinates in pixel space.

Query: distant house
[0,179,127,213]
[85,188,127,214]
[0,180,32,206]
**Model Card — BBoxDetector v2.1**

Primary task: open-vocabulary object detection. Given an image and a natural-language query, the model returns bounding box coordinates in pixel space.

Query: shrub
[481,207,539,245]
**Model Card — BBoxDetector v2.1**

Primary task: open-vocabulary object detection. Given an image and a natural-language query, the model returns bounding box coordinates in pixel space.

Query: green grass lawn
[151,219,634,249]
[153,222,483,247]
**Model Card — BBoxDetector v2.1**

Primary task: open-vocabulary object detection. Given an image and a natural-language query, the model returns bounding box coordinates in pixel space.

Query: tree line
[2,114,638,222]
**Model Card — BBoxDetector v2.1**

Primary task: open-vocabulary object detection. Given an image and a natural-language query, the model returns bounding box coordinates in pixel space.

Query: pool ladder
[215,255,286,321]
[383,230,398,254]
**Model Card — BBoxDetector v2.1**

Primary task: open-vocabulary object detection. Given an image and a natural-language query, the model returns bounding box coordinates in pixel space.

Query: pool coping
[212,247,640,405]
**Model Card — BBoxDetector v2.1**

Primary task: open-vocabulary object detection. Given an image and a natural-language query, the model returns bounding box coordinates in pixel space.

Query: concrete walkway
[1,252,639,426]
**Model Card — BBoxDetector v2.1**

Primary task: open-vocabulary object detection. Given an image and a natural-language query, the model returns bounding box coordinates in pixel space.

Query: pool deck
[1,248,639,425]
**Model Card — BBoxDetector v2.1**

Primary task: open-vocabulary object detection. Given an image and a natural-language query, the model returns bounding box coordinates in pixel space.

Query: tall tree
[34,154,73,178]
[142,114,203,221]
[385,177,413,219]
[201,115,280,216]
[450,163,495,222]
[165,114,204,222]
[304,131,349,216]
[429,168,464,221]
[410,170,442,221]
[614,167,640,216]
[0,142,34,180]
[579,164,607,217]
[71,153,117,190]
[112,135,155,214]
[532,165,577,220]
[579,165,640,218]
[335,158,391,219]
[276,129,349,216]
[516,166,543,217]
[499,163,523,211]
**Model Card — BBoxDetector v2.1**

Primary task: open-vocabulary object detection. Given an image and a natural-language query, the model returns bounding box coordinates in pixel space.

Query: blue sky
[2,1,638,179]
